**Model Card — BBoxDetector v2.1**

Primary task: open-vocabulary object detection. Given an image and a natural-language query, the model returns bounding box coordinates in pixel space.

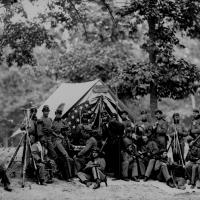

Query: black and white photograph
[0,0,200,199]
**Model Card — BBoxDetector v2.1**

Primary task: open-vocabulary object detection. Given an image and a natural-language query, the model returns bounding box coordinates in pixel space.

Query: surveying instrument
[6,106,38,188]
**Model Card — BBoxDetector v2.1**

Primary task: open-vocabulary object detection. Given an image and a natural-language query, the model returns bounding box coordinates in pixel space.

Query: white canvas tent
[12,79,134,137]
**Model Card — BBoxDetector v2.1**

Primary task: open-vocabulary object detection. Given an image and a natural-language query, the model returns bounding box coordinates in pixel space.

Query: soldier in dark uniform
[168,113,188,164]
[134,110,153,177]
[52,109,74,178]
[154,150,175,188]
[37,105,58,161]
[121,131,140,182]
[108,113,124,179]
[185,140,200,189]
[142,135,159,182]
[73,129,98,172]
[153,110,168,150]
[77,147,107,189]
[189,109,200,142]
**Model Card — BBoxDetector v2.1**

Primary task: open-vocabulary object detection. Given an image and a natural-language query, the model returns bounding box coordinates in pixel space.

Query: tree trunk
[150,82,158,117]
[148,17,158,118]
[190,94,196,109]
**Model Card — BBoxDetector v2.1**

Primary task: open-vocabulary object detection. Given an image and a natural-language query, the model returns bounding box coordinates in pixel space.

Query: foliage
[116,0,200,113]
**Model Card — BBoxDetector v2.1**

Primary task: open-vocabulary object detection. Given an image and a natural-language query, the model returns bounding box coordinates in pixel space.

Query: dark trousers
[46,136,58,160]
[0,165,10,187]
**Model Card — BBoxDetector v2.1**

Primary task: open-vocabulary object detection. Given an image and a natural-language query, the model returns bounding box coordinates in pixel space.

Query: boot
[93,179,101,189]
[83,180,92,187]
[190,184,195,189]
[40,179,47,186]
[167,178,175,188]
[103,176,108,187]
[46,178,53,184]
[143,176,149,182]
[4,184,12,192]
[131,177,140,182]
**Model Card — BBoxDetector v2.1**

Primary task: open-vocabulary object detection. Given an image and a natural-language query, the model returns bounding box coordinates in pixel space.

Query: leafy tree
[116,0,200,116]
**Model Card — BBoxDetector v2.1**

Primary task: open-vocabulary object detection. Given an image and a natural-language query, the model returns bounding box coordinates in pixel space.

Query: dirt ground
[0,177,199,200]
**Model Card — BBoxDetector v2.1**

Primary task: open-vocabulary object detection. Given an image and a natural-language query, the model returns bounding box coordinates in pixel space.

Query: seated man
[185,142,200,189]
[121,142,140,182]
[154,151,175,188]
[74,129,98,172]
[0,164,12,192]
[31,135,55,185]
[141,135,159,182]
[77,147,107,189]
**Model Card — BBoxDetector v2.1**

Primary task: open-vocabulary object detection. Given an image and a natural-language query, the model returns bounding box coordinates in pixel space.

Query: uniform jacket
[186,145,200,162]
[37,117,53,136]
[168,122,188,141]
[78,136,97,157]
[190,118,200,139]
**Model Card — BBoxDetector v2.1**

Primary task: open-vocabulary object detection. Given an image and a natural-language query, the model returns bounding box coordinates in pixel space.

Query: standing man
[108,113,124,179]
[37,105,58,161]
[189,109,200,142]
[168,113,188,164]
[52,109,74,179]
[153,110,168,150]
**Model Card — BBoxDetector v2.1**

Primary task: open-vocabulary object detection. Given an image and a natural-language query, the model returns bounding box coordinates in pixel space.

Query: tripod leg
[22,134,28,188]
[6,134,25,172]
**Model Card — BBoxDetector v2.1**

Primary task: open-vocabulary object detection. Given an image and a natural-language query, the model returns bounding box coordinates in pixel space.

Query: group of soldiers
[1,104,200,192]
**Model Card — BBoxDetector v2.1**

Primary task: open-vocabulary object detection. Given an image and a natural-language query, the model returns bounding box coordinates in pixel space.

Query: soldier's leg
[55,139,70,157]
[121,160,129,178]
[46,136,58,160]
[37,163,46,184]
[160,163,171,182]
[131,161,139,178]
[191,164,198,185]
[138,158,145,177]
[145,159,156,178]
[77,172,92,187]
[185,162,192,182]
[0,165,10,187]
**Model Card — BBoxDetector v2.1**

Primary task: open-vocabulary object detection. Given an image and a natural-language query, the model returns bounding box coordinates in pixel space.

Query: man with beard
[153,110,168,150]
[168,113,188,164]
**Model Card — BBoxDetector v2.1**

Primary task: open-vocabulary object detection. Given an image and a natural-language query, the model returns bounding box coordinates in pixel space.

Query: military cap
[42,105,50,112]
[155,109,163,115]
[55,109,62,115]
[30,106,37,113]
